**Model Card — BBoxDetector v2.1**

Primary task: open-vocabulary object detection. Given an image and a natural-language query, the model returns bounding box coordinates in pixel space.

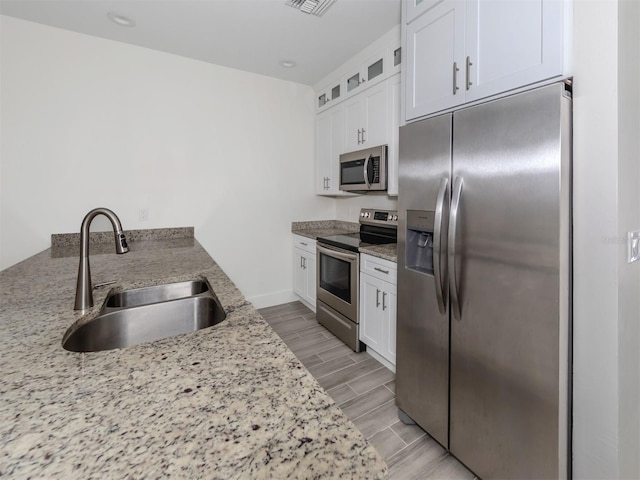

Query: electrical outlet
[139,208,149,222]
[629,231,640,263]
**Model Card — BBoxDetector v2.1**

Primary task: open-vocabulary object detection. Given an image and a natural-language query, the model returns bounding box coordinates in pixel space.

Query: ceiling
[0,0,401,86]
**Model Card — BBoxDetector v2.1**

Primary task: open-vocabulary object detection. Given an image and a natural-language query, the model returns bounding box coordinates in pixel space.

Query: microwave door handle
[363,155,371,190]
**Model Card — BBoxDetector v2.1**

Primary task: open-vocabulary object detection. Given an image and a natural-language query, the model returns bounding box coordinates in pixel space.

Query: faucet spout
[74,208,129,310]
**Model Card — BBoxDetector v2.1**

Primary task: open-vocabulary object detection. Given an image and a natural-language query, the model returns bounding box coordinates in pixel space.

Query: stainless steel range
[316,209,397,352]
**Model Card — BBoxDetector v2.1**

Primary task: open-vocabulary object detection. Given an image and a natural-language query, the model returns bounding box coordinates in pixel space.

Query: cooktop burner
[317,209,397,253]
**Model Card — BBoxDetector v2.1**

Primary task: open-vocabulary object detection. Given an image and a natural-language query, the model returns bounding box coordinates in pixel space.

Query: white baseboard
[246,290,299,309]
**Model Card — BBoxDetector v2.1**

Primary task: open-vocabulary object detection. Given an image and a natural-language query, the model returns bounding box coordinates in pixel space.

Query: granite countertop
[292,220,397,263]
[359,244,397,263]
[0,230,387,479]
[291,220,358,240]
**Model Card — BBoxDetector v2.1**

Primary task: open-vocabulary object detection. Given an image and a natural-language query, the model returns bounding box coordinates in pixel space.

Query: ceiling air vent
[285,0,337,17]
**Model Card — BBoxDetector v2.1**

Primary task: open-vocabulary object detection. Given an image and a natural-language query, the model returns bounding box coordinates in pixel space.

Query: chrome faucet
[74,208,129,310]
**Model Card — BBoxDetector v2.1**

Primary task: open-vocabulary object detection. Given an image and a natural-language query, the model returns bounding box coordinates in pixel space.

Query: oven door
[316,244,359,322]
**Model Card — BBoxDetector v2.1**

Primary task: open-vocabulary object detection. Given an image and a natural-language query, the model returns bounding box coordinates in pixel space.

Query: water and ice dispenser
[405,210,435,275]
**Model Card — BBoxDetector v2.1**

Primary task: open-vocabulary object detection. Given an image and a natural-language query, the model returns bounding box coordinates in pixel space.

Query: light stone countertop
[359,243,397,263]
[0,232,387,479]
[291,220,359,240]
[292,220,397,263]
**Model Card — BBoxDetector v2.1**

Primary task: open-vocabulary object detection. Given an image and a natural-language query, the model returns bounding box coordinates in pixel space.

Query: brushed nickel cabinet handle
[376,288,380,308]
[453,62,460,95]
[466,56,473,91]
[374,267,389,275]
[382,292,387,311]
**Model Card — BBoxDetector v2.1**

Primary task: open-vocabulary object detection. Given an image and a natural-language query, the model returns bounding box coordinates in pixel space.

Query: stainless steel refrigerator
[397,83,572,479]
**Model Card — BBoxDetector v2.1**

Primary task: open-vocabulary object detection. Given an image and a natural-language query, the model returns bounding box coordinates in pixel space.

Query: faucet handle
[116,232,129,254]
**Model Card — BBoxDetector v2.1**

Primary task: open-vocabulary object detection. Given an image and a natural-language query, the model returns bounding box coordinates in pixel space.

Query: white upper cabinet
[344,81,389,152]
[405,0,449,26]
[387,73,401,196]
[317,80,342,112]
[465,0,566,103]
[316,104,348,195]
[403,0,571,121]
[405,0,466,120]
[313,26,401,196]
[344,52,387,99]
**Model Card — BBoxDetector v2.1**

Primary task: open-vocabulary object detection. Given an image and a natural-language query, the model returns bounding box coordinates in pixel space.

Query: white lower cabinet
[359,254,397,369]
[293,235,316,310]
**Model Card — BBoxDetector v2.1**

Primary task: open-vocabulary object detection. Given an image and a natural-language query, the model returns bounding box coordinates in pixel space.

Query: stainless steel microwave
[339,145,387,192]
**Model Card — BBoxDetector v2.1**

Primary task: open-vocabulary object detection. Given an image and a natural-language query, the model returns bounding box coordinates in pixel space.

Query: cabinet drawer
[292,234,316,254]
[361,253,397,284]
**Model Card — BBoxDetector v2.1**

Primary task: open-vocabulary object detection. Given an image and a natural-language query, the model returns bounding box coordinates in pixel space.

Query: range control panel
[360,208,398,227]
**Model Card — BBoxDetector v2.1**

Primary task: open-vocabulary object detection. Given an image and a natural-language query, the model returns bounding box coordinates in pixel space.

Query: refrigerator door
[397,113,452,447]
[449,83,571,479]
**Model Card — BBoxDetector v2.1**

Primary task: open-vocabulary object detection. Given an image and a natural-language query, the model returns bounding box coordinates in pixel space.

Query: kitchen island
[0,229,387,479]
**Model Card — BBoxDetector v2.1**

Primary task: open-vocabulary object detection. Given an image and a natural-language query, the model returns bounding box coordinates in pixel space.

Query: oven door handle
[317,244,358,263]
[363,155,372,190]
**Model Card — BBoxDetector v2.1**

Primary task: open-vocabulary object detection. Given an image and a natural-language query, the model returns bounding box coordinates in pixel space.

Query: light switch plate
[629,231,640,263]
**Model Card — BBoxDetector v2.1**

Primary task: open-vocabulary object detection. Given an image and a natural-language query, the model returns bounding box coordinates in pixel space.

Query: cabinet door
[345,82,388,151]
[382,283,397,365]
[316,105,346,195]
[304,253,317,308]
[293,249,307,298]
[405,0,447,24]
[405,0,465,121]
[465,0,565,103]
[387,74,401,196]
[362,81,388,147]
[360,274,384,351]
[327,105,345,193]
[344,95,364,152]
[315,110,332,194]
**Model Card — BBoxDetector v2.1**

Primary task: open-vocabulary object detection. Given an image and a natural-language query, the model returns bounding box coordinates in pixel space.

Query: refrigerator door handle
[449,176,463,320]
[433,177,449,314]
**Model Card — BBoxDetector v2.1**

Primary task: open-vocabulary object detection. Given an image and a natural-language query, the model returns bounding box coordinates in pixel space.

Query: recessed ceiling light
[280,60,297,68]
[107,12,136,28]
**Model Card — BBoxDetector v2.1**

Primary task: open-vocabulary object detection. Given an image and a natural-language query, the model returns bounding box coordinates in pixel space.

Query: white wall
[616,1,640,477]
[0,16,335,307]
[573,0,640,478]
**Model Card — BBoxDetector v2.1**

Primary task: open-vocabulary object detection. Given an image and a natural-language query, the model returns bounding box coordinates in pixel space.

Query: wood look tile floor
[258,301,476,480]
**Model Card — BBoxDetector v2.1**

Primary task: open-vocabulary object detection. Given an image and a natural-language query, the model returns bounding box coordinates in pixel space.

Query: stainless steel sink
[63,279,226,352]
[105,280,210,308]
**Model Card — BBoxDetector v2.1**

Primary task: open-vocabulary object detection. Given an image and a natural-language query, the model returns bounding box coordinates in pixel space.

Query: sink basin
[63,280,226,352]
[105,280,210,308]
